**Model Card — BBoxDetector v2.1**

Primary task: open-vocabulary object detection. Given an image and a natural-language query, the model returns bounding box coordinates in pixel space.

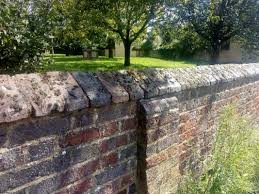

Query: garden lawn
[43,55,196,72]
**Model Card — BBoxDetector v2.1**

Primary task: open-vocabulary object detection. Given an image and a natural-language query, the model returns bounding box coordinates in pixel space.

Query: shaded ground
[43,55,196,72]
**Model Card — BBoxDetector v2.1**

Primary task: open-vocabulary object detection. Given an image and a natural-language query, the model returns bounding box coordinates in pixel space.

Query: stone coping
[0,63,259,124]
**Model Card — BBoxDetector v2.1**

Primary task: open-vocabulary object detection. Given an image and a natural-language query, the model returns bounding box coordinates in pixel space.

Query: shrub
[0,0,52,74]
[178,105,259,194]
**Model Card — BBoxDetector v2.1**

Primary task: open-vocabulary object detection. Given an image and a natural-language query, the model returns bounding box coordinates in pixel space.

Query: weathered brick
[101,152,118,168]
[128,131,137,144]
[56,177,94,194]
[0,143,100,192]
[95,162,128,185]
[119,144,137,161]
[28,139,55,161]
[9,116,70,146]
[99,134,128,153]
[60,127,100,147]
[0,128,7,147]
[146,151,167,169]
[121,117,138,131]
[72,178,95,194]
[54,144,100,172]
[99,121,119,137]
[120,173,135,188]
[145,110,179,130]
[27,159,100,194]
[0,159,53,192]
[97,102,137,123]
[147,122,178,144]
[0,147,26,172]
[70,109,97,129]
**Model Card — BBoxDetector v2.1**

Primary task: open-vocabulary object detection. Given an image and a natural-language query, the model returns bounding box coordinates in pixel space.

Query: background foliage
[0,0,52,73]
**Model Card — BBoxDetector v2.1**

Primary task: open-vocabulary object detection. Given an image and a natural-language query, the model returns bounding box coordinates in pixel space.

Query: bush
[0,0,52,74]
[178,105,259,194]
[158,25,207,59]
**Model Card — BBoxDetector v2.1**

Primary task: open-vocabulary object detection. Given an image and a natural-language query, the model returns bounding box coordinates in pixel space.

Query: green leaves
[0,0,53,74]
[175,0,259,63]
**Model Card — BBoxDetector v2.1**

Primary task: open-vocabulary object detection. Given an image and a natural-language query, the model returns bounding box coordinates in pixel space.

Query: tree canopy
[76,0,164,66]
[175,0,259,63]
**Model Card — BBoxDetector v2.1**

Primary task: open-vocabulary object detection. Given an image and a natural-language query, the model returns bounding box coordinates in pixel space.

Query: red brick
[61,127,100,147]
[120,173,135,188]
[82,128,100,143]
[56,159,100,190]
[99,134,128,153]
[100,122,119,137]
[70,178,94,193]
[146,112,178,129]
[101,152,118,168]
[146,152,167,169]
[179,128,195,142]
[116,134,128,147]
[166,145,178,158]
[121,118,138,131]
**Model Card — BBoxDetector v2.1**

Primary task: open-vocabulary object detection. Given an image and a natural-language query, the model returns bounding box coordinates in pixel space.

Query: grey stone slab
[210,66,230,82]
[224,64,243,80]
[46,72,89,111]
[128,69,181,98]
[177,68,202,89]
[140,96,178,116]
[97,72,129,103]
[72,72,111,107]
[14,73,65,117]
[0,75,31,123]
[128,70,160,98]
[170,68,193,90]
[145,69,181,95]
[197,66,217,85]
[114,70,144,100]
[253,63,259,74]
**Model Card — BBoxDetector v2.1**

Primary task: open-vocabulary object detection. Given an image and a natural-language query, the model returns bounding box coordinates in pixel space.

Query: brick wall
[0,63,259,194]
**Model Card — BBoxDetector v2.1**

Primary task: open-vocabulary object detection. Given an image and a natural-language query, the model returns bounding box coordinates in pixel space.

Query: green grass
[42,54,196,72]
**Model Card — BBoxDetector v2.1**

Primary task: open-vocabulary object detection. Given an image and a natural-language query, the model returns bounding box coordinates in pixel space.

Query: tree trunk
[108,47,113,58]
[108,38,114,58]
[124,41,131,67]
[210,44,221,64]
[65,46,69,56]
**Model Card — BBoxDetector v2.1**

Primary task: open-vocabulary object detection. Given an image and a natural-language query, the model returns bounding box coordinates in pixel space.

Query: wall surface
[0,63,259,194]
[194,42,259,64]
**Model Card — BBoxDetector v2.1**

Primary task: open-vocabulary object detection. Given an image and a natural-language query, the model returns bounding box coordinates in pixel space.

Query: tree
[0,0,53,73]
[176,0,259,64]
[51,0,108,56]
[156,22,207,58]
[77,0,163,66]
